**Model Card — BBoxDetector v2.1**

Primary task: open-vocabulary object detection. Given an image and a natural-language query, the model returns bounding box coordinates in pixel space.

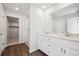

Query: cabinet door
[54,44,63,56]
[63,47,79,56]
[38,37,47,53]
[45,42,55,56]
[38,36,55,56]
[38,39,45,52]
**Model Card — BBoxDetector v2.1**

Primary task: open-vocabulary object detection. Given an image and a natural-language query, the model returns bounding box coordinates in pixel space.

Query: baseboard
[0,50,2,56]
[29,48,38,53]
[0,48,4,56]
[25,43,29,47]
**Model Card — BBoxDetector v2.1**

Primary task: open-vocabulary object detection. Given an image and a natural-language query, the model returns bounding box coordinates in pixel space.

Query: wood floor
[28,50,47,56]
[1,43,47,56]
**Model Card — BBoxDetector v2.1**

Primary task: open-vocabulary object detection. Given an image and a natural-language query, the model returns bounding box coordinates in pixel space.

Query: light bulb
[42,5,46,9]
[15,7,18,10]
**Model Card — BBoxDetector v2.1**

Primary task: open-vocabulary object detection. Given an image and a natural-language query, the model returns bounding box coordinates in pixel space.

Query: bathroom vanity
[37,3,79,56]
[38,33,79,56]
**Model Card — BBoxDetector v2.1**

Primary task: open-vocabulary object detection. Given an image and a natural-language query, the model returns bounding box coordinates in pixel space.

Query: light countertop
[39,33,79,42]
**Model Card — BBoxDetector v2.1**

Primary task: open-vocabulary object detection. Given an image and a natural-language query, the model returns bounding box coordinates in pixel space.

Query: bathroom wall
[29,4,45,52]
[0,3,6,53]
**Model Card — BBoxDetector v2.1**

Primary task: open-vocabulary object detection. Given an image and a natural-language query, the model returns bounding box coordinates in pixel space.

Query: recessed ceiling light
[15,7,18,10]
[42,5,46,9]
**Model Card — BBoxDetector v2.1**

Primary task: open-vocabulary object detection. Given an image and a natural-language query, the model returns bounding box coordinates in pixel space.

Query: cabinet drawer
[54,38,79,51]
[38,36,54,56]
[39,35,54,43]
[45,38,54,43]
[46,43,54,56]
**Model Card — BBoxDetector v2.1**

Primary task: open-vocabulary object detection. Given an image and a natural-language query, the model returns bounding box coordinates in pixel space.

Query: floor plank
[1,43,47,56]
[1,43,29,56]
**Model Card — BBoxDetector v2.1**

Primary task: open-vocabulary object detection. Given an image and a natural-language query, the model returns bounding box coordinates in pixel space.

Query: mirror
[50,3,79,35]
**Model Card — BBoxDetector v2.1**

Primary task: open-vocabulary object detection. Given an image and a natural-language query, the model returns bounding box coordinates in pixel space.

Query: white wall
[19,16,29,45]
[29,4,45,52]
[44,11,53,34]
[0,3,6,54]
[4,10,29,45]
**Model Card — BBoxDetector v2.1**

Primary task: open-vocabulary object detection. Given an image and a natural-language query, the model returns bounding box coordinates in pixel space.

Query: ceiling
[33,3,58,10]
[2,3,57,16]
[2,3,30,16]
[51,3,79,17]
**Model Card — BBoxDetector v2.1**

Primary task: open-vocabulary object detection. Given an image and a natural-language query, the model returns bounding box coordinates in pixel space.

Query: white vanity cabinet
[54,44,63,56]
[38,35,55,56]
[38,34,79,56]
[54,43,79,56]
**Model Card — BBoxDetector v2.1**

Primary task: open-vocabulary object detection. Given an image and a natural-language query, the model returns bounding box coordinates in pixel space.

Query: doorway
[7,16,19,46]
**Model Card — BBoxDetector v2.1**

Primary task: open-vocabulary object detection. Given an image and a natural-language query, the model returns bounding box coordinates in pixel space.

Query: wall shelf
[9,26,19,28]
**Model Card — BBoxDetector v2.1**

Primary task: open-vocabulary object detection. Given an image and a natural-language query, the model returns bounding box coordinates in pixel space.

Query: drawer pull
[64,49,66,54]
[48,39,50,40]
[61,48,63,53]
[48,44,51,46]
[48,51,50,54]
